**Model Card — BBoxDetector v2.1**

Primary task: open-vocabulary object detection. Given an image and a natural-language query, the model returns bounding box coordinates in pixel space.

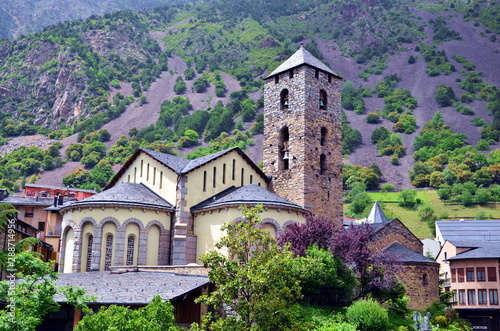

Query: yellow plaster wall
[193,206,306,262]
[147,225,160,265]
[185,150,267,208]
[114,153,178,205]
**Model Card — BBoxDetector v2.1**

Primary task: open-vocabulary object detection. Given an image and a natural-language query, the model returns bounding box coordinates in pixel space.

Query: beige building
[59,46,344,273]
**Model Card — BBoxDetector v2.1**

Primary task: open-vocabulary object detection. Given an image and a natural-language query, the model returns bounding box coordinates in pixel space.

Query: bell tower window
[279,126,290,171]
[320,154,326,175]
[280,89,289,110]
[319,89,327,110]
[320,127,328,146]
[289,69,294,79]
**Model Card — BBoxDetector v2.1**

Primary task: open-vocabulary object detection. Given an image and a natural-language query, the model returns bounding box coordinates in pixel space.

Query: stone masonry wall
[402,262,440,310]
[263,65,343,226]
[369,220,423,254]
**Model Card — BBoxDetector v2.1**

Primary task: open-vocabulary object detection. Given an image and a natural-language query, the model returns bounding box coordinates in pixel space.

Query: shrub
[434,315,449,328]
[381,183,395,191]
[346,299,389,331]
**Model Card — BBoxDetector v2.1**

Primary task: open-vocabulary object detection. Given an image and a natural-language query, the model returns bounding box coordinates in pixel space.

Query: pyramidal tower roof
[265,45,340,79]
[366,201,389,224]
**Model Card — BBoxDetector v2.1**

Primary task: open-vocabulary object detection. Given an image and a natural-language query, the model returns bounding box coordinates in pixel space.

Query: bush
[346,299,389,331]
[381,183,395,191]
[434,315,449,328]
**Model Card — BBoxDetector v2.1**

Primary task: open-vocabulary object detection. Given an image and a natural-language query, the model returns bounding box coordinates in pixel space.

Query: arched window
[280,89,289,109]
[319,89,327,110]
[423,273,429,286]
[85,234,93,272]
[320,127,328,146]
[126,235,135,266]
[320,154,326,175]
[279,126,290,171]
[104,235,113,271]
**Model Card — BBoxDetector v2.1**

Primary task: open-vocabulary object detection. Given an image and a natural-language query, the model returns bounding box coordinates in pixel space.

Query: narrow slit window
[289,69,293,79]
[275,75,279,84]
[160,171,163,189]
[320,154,326,175]
[250,175,253,184]
[147,163,150,181]
[320,127,327,146]
[213,167,217,188]
[222,164,226,184]
[232,159,236,180]
[319,89,327,110]
[279,126,289,171]
[203,171,207,192]
[153,167,156,185]
[140,160,143,177]
[241,168,244,186]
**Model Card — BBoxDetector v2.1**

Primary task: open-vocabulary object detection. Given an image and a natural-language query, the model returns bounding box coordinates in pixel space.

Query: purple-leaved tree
[332,223,404,302]
[277,215,337,256]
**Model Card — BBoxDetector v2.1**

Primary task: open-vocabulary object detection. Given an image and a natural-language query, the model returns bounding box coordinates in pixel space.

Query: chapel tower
[263,46,343,225]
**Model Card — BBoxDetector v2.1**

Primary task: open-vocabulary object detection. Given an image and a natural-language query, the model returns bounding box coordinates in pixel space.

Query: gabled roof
[106,147,269,190]
[366,201,388,224]
[436,220,500,243]
[2,195,56,206]
[265,45,340,79]
[191,184,306,212]
[385,243,438,264]
[61,182,174,211]
[54,270,209,305]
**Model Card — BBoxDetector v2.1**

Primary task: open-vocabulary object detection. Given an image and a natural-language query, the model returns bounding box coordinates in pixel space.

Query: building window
[134,167,137,183]
[490,289,499,305]
[128,174,130,182]
[213,167,217,188]
[466,268,475,282]
[160,171,163,189]
[320,127,327,146]
[451,268,456,283]
[147,163,150,181]
[478,289,487,305]
[487,267,497,282]
[250,175,253,184]
[241,168,244,186]
[153,167,156,185]
[328,75,332,83]
[203,171,207,192]
[105,235,113,271]
[320,154,326,175]
[223,164,226,184]
[289,69,294,79]
[126,236,135,266]
[458,290,466,305]
[319,89,327,110]
[315,69,319,79]
[279,126,290,171]
[422,274,428,286]
[280,89,289,109]
[25,207,34,218]
[477,267,486,282]
[457,268,465,282]
[140,160,143,177]
[232,159,236,180]
[444,252,447,260]
[275,75,279,84]
[467,289,476,305]
[86,235,93,272]
[38,222,45,232]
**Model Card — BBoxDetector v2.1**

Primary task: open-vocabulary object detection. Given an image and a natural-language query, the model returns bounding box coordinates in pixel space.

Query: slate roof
[266,45,340,79]
[366,201,388,224]
[436,220,500,242]
[61,182,173,211]
[446,241,500,261]
[191,184,306,212]
[385,243,438,264]
[54,270,209,305]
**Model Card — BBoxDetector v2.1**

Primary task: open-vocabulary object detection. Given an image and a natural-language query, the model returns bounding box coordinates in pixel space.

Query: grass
[344,190,500,239]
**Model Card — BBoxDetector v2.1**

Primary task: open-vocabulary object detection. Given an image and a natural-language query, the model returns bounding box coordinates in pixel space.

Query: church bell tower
[263,46,343,225]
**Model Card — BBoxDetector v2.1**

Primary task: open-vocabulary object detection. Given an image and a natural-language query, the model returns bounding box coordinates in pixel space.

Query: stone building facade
[263,46,343,226]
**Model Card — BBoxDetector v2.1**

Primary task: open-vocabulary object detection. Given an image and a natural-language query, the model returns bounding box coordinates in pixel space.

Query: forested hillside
[0,0,499,204]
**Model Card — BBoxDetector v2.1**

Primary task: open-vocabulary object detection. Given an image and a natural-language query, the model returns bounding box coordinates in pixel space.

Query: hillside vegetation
[0,0,499,211]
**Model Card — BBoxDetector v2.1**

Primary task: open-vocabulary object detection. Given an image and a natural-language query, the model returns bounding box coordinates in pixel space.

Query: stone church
[59,46,344,273]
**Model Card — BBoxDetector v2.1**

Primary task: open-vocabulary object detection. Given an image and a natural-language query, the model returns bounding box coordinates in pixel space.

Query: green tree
[398,189,417,208]
[196,205,302,331]
[0,251,94,331]
[75,295,179,331]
